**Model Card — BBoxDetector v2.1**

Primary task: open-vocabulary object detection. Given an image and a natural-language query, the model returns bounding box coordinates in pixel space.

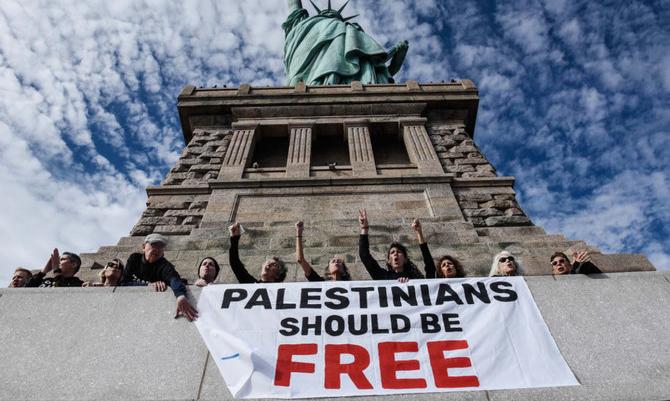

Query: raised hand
[229,222,241,237]
[572,250,591,264]
[296,221,304,237]
[411,218,426,244]
[358,209,369,234]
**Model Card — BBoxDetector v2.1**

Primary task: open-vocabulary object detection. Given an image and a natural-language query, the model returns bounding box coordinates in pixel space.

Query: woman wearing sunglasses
[83,259,124,287]
[489,251,524,277]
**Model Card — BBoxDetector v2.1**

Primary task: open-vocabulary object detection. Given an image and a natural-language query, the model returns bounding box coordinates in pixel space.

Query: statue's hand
[394,40,409,53]
[388,40,409,76]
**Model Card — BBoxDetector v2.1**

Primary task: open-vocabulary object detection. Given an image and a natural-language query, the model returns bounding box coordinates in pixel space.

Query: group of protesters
[8,208,601,321]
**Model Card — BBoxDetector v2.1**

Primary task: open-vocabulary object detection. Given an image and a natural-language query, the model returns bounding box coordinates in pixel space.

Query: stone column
[219,127,256,180]
[286,125,312,178]
[346,123,377,176]
[401,121,444,174]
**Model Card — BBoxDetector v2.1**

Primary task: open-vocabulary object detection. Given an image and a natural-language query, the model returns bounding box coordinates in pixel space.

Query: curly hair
[435,255,465,278]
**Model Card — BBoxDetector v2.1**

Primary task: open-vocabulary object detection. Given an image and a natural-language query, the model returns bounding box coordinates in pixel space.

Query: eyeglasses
[551,258,567,266]
[498,256,515,263]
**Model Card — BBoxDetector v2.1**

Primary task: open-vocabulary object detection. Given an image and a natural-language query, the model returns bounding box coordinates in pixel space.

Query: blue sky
[0,0,668,285]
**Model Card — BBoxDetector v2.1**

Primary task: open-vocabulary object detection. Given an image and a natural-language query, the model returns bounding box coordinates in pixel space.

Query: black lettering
[221,288,247,308]
[276,288,297,309]
[390,314,411,333]
[420,284,432,306]
[301,316,322,335]
[462,282,490,304]
[435,283,464,305]
[325,316,345,336]
[351,287,374,308]
[348,315,368,335]
[324,287,350,310]
[441,313,463,332]
[378,286,388,308]
[421,313,440,333]
[490,281,518,302]
[244,288,271,309]
[371,314,389,334]
[391,285,418,307]
[279,318,299,336]
[300,288,322,308]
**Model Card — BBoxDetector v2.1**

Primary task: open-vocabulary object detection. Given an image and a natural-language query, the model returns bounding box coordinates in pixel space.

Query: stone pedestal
[78,82,655,283]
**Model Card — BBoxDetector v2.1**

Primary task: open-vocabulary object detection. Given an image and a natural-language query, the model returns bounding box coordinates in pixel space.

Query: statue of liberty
[283,0,409,86]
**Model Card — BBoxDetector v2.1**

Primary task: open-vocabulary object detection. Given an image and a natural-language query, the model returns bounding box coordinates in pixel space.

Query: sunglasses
[551,258,567,266]
[106,262,122,269]
[498,256,515,263]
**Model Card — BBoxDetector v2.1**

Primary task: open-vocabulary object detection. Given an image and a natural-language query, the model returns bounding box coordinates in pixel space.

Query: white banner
[195,278,578,399]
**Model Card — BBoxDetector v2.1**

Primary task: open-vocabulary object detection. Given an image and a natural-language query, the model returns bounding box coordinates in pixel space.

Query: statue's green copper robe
[283,7,401,86]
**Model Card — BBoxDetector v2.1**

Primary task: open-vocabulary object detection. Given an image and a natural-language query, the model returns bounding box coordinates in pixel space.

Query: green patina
[283,0,409,86]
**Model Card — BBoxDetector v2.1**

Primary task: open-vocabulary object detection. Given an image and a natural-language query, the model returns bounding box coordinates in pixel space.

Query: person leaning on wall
[228,223,287,284]
[83,259,124,287]
[489,250,524,277]
[121,233,198,321]
[9,267,33,288]
[194,257,221,287]
[27,248,84,287]
[551,250,602,275]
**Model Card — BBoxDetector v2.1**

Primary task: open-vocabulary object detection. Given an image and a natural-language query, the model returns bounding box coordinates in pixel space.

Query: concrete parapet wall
[1,272,669,401]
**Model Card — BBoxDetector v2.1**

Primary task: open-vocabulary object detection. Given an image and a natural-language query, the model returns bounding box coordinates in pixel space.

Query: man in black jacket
[27,249,83,287]
[551,251,602,275]
[122,233,198,321]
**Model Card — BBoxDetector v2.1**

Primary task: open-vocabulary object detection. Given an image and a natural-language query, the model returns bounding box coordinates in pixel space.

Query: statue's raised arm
[282,0,409,86]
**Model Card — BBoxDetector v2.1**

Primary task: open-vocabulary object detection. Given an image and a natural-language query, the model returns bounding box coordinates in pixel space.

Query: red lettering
[324,344,373,389]
[378,341,427,389]
[427,340,480,388]
[274,343,317,387]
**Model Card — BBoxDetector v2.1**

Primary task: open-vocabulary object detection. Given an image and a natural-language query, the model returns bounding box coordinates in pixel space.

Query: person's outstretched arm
[229,223,258,284]
[296,221,323,281]
[412,218,436,278]
[358,209,387,280]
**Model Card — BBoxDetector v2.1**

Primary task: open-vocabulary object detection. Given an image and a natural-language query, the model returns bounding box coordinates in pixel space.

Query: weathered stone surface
[463,208,504,217]
[458,193,493,202]
[149,201,190,210]
[481,200,518,210]
[447,165,476,173]
[137,216,179,225]
[485,216,532,226]
[164,209,205,217]
[153,225,193,234]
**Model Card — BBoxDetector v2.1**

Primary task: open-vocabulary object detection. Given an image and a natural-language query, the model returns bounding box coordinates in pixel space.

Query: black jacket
[122,253,186,298]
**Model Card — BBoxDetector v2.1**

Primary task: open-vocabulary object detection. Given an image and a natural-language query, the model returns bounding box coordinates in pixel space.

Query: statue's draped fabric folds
[283,0,408,86]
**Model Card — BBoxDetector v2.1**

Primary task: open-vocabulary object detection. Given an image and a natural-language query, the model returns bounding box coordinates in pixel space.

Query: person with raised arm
[551,250,602,275]
[229,223,287,283]
[27,248,83,288]
[295,221,351,281]
[357,209,431,283]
